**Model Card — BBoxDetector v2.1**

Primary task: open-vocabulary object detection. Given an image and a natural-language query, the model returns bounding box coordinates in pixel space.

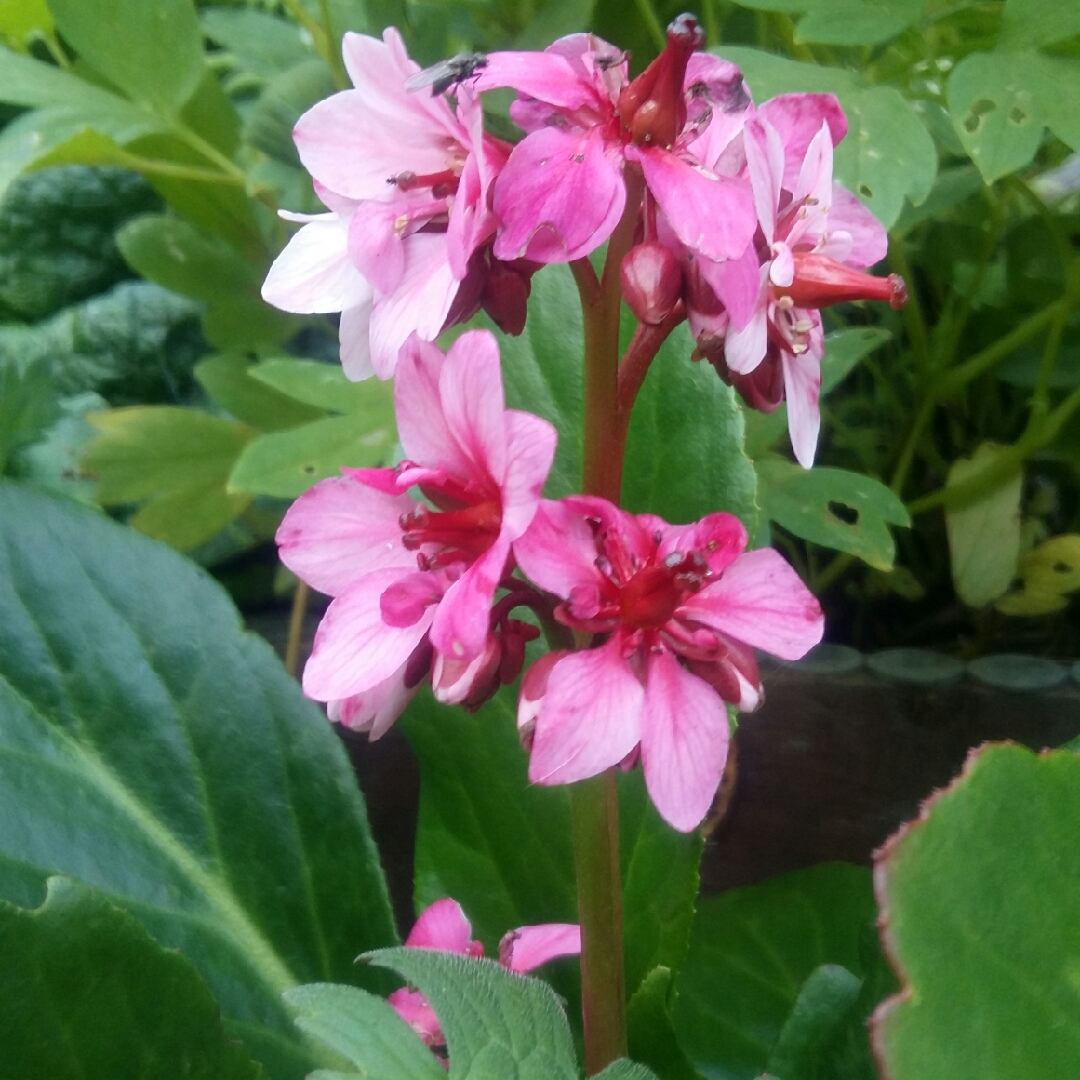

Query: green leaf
[722,48,936,228]
[84,405,254,550]
[284,983,447,1080]
[0,0,52,51]
[794,0,924,46]
[673,863,882,1080]
[0,357,60,473]
[229,412,397,499]
[11,391,103,503]
[944,443,1023,607]
[756,456,910,569]
[201,8,315,78]
[365,947,579,1080]
[0,165,160,321]
[0,280,201,402]
[622,319,757,531]
[48,0,204,116]
[1001,0,1080,49]
[251,358,396,415]
[873,743,1080,1079]
[1,876,265,1078]
[116,213,292,350]
[0,481,398,1078]
[196,353,325,431]
[627,968,704,1080]
[243,58,336,165]
[593,1063,661,1080]
[403,687,701,1010]
[498,263,584,499]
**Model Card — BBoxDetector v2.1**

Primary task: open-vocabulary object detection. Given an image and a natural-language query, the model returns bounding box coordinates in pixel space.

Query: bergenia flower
[514,498,823,831]
[699,93,906,467]
[390,898,580,1047]
[473,16,755,265]
[261,29,514,379]
[276,330,556,735]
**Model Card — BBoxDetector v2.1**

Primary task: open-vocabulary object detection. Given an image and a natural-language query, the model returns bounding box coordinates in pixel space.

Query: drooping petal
[681,548,823,660]
[339,299,375,380]
[303,568,435,701]
[388,987,443,1046]
[276,474,414,595]
[722,285,769,375]
[500,924,581,973]
[782,340,822,469]
[430,540,508,661]
[330,665,417,740]
[632,146,755,264]
[406,897,478,952]
[640,648,730,832]
[261,217,368,313]
[697,242,761,331]
[492,125,626,263]
[526,638,644,786]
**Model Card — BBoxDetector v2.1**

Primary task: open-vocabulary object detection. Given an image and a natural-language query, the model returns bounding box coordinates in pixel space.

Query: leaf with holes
[0,877,265,1079]
[873,744,1080,1079]
[756,456,910,569]
[996,534,1080,615]
[0,482,398,1079]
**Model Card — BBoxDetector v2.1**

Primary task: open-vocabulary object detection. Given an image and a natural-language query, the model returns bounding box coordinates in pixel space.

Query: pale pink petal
[770,243,794,288]
[339,301,375,380]
[681,548,824,660]
[632,147,755,264]
[640,649,730,832]
[276,474,413,595]
[330,667,417,740]
[492,126,625,263]
[723,287,768,375]
[759,93,847,191]
[407,897,477,952]
[303,569,435,700]
[499,410,558,538]
[261,217,367,313]
[743,117,784,245]
[388,987,443,1046]
[788,123,833,247]
[368,233,458,378]
[823,184,887,267]
[513,499,608,598]
[347,199,408,294]
[783,343,822,469]
[473,50,597,112]
[432,634,500,705]
[527,638,644,786]
[698,243,761,330]
[500,924,581,973]
[440,329,508,483]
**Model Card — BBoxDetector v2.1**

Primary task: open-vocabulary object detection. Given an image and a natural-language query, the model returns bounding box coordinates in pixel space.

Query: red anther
[621,242,682,325]
[777,253,908,311]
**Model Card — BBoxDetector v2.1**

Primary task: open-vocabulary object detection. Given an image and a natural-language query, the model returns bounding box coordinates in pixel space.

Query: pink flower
[514,498,823,831]
[275,330,555,733]
[697,93,905,467]
[474,16,755,265]
[261,29,512,379]
[389,898,580,1047]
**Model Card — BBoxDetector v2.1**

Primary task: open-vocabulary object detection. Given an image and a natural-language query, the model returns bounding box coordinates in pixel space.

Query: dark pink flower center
[400,500,502,568]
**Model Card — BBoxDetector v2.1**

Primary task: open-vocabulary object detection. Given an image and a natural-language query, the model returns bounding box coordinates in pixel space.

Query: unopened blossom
[262,28,515,380]
[276,330,555,734]
[515,498,823,831]
[390,898,580,1047]
[473,16,755,265]
[695,93,905,467]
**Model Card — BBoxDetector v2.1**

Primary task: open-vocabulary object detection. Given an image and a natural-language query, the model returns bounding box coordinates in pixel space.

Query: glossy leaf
[251,358,396,415]
[0,482,398,1078]
[229,412,397,499]
[48,0,204,116]
[0,876,264,1079]
[365,947,579,1080]
[674,863,883,1080]
[945,443,1022,607]
[724,48,936,228]
[873,744,1080,1079]
[284,983,446,1080]
[196,354,325,432]
[756,456,910,569]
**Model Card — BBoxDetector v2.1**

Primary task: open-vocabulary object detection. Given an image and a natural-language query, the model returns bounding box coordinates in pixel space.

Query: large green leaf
[873,743,1080,1078]
[251,358,396,415]
[723,48,936,228]
[756,456,910,569]
[0,165,160,322]
[621,319,757,531]
[1,876,265,1079]
[627,967,703,1080]
[201,8,315,78]
[366,947,579,1080]
[1000,0,1080,49]
[48,0,204,116]
[728,0,924,45]
[403,688,701,1009]
[673,863,885,1080]
[0,357,60,474]
[196,353,326,432]
[0,482,398,1079]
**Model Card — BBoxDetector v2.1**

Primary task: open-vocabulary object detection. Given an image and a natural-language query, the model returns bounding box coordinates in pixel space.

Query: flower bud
[621,242,682,325]
[481,261,533,336]
[776,253,907,311]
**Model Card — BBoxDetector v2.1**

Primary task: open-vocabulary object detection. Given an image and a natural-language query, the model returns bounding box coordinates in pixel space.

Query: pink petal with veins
[500,924,581,973]
[261,216,369,314]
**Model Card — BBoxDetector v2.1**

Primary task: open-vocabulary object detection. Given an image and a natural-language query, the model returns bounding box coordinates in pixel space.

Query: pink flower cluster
[278,330,823,831]
[263,18,904,465]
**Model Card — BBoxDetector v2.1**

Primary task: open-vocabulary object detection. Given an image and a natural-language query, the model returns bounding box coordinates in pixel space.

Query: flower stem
[571,772,626,1075]
[285,581,309,677]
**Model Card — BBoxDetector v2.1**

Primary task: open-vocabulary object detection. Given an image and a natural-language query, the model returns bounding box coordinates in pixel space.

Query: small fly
[405,52,488,96]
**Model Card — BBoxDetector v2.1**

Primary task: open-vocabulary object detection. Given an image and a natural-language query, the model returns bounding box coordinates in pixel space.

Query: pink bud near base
[621,242,682,325]
[777,253,907,310]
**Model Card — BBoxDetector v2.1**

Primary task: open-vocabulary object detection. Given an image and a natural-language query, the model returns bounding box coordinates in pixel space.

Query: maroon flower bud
[481,260,534,336]
[621,242,682,325]
[775,253,907,311]
[708,347,786,414]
